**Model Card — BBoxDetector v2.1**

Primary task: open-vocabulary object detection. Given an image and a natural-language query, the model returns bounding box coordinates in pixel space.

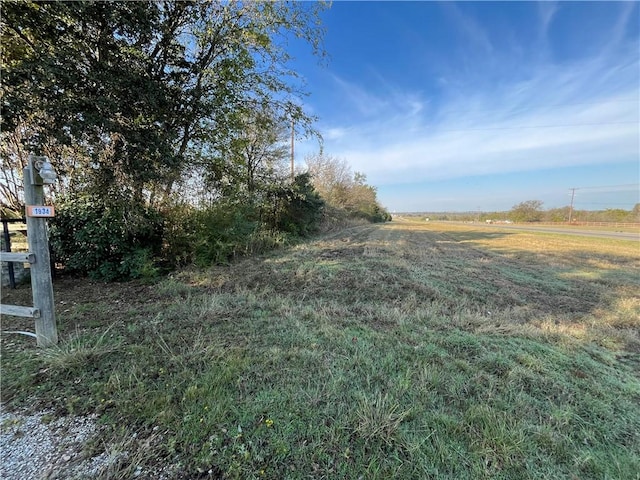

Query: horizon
[391,182,640,213]
[289,1,639,212]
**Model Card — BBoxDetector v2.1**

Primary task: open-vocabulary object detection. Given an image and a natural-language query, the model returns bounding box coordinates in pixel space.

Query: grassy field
[2,219,639,479]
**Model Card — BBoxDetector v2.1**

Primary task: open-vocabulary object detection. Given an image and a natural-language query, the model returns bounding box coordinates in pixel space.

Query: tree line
[1,1,390,280]
[507,200,640,223]
[415,200,640,224]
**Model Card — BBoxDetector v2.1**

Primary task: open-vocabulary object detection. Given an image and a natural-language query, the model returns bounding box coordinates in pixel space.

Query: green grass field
[2,219,639,479]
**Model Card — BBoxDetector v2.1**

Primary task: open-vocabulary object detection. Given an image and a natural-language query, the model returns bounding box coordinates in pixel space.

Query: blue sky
[290,1,639,212]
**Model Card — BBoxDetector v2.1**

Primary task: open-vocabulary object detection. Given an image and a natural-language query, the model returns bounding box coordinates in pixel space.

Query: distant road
[483,223,639,241]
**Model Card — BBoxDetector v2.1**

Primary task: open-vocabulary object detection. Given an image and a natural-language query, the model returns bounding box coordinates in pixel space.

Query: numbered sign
[27,205,55,218]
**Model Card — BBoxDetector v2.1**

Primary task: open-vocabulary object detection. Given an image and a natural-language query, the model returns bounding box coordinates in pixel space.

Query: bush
[50,175,326,278]
[163,201,293,268]
[50,193,163,281]
[191,202,261,266]
[163,178,324,268]
[160,202,200,268]
[262,173,325,236]
[351,203,392,223]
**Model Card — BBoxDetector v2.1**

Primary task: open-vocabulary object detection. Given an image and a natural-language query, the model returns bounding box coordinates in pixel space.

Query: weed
[40,326,120,372]
[353,392,411,447]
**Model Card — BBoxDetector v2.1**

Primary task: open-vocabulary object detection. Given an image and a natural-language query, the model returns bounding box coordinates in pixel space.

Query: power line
[567,184,638,220]
[570,183,639,192]
[575,202,638,207]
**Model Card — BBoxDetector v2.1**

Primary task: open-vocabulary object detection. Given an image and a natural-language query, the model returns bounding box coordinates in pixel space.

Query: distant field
[401,216,640,234]
[2,219,639,479]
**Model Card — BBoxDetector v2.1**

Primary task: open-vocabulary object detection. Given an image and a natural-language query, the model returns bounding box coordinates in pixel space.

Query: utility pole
[290,118,295,181]
[568,188,576,223]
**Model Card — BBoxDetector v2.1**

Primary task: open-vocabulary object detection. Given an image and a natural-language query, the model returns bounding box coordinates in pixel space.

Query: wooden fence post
[23,160,58,347]
[1,219,16,288]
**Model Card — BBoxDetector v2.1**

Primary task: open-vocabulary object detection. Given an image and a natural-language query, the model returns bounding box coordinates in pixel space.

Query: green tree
[263,173,325,236]
[545,206,571,223]
[215,104,290,196]
[510,200,544,222]
[2,1,329,276]
[601,209,632,222]
[1,0,327,205]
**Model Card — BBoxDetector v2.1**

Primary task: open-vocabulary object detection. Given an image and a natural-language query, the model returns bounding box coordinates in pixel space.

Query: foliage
[0,0,333,277]
[158,202,200,268]
[160,174,324,268]
[305,153,391,223]
[509,200,544,222]
[1,0,327,204]
[49,173,324,275]
[213,104,290,195]
[161,198,302,269]
[417,205,639,224]
[191,202,261,266]
[49,192,163,281]
[262,173,325,236]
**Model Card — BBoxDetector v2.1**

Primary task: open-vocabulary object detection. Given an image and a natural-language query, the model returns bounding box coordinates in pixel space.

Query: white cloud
[329,74,388,117]
[442,2,494,55]
[317,47,639,187]
[324,127,347,140]
[538,1,558,42]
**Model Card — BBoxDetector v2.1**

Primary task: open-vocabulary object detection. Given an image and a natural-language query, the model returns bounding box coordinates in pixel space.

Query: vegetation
[1,1,327,205]
[1,1,391,279]
[305,153,392,223]
[2,220,638,479]
[49,192,163,280]
[509,199,544,222]
[410,202,640,224]
[1,5,635,475]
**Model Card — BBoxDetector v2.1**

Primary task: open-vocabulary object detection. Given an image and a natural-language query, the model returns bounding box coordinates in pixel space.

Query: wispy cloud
[606,2,638,51]
[329,74,389,117]
[311,32,639,188]
[538,1,558,42]
[442,2,493,55]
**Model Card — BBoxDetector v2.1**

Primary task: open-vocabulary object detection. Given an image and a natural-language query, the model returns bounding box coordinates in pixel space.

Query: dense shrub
[50,175,326,277]
[50,193,163,281]
[262,173,325,236]
[162,200,292,268]
[191,202,261,266]
[351,203,392,223]
[159,201,199,268]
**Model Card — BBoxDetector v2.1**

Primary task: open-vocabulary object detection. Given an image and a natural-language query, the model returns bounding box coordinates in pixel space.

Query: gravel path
[0,408,110,480]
